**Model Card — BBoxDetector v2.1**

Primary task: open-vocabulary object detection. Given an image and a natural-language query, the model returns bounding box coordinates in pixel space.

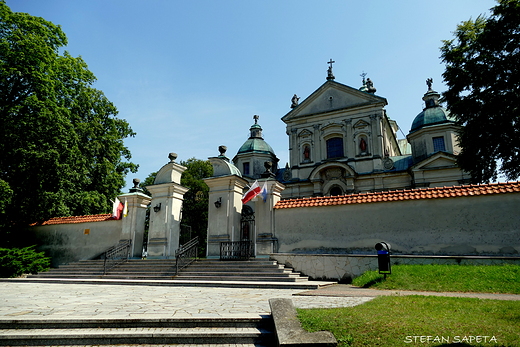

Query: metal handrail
[175,236,199,275]
[103,239,132,275]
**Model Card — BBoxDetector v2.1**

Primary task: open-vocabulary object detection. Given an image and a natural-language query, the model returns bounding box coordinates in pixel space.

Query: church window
[432,137,446,152]
[326,137,344,158]
[243,162,250,176]
[329,186,343,196]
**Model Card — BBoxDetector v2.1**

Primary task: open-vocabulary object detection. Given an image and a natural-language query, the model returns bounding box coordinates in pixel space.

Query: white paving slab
[0,282,373,319]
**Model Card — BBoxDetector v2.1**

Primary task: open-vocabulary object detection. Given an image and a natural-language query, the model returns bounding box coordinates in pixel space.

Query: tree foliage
[0,245,50,278]
[441,0,520,183]
[0,2,137,237]
[179,158,213,248]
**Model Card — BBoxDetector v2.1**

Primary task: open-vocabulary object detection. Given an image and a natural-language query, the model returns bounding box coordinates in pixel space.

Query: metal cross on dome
[326,59,335,80]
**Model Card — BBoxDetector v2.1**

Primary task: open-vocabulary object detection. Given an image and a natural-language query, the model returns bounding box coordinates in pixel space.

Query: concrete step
[4,277,332,290]
[179,271,301,277]
[187,264,287,270]
[0,317,275,346]
[174,275,309,282]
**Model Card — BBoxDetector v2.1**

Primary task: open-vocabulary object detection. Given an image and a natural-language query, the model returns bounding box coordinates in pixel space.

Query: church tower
[233,115,279,179]
[406,79,471,187]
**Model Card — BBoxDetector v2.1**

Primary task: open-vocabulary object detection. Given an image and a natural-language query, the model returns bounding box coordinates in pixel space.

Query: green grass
[351,264,520,294]
[297,296,520,347]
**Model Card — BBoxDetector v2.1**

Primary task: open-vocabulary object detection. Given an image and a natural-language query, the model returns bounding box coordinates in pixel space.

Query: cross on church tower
[360,71,367,85]
[326,59,335,80]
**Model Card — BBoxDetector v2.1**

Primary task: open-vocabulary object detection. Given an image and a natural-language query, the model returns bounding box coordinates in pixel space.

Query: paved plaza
[0,282,373,320]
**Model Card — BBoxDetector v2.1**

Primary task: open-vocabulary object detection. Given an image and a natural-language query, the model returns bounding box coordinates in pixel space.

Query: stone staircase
[0,317,275,346]
[175,258,309,282]
[26,258,329,289]
[29,259,178,280]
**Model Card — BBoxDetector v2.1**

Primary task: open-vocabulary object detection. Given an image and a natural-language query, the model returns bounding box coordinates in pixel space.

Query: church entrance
[220,205,255,260]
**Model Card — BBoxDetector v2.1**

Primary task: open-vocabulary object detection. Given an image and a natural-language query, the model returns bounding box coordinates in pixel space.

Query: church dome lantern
[237,116,277,156]
[234,115,279,179]
[410,78,456,133]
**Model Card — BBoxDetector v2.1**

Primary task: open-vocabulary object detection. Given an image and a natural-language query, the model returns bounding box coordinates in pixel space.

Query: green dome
[410,107,456,132]
[237,119,276,156]
[237,138,276,155]
[410,89,457,133]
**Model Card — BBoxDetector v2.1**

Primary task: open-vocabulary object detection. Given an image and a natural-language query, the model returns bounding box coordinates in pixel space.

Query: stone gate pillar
[145,153,189,259]
[254,179,285,256]
[118,182,152,258]
[204,148,248,258]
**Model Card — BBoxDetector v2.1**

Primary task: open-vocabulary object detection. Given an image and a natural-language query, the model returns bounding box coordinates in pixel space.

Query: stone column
[254,179,285,256]
[145,153,189,259]
[118,190,151,258]
[204,174,249,258]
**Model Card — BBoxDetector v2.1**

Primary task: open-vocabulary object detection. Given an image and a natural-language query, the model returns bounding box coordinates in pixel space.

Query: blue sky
[9,0,496,189]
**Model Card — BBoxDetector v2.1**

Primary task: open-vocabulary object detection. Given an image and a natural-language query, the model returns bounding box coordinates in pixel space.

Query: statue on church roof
[291,94,300,108]
[426,78,433,91]
[253,114,259,124]
[366,78,377,94]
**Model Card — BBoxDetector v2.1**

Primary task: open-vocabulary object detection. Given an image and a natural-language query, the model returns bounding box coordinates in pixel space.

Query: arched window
[326,137,344,158]
[329,186,343,196]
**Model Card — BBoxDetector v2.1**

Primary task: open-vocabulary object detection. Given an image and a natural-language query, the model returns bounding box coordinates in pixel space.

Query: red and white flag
[111,197,124,220]
[241,180,261,204]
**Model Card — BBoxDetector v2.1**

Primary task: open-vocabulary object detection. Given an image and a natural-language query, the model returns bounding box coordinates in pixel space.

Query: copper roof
[32,214,114,226]
[274,181,520,209]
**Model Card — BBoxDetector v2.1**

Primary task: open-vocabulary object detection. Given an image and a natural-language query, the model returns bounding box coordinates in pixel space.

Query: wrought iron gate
[220,205,255,260]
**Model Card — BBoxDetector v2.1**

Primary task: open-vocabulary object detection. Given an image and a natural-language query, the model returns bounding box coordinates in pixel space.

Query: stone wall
[270,253,520,282]
[274,192,520,256]
[31,220,122,267]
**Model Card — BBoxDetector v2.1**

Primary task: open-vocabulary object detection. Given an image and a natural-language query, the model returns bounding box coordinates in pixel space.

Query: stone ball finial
[132,178,140,188]
[168,152,178,162]
[218,145,227,156]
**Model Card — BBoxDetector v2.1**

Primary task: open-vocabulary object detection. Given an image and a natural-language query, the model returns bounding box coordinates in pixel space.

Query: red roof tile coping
[32,213,115,226]
[274,181,520,209]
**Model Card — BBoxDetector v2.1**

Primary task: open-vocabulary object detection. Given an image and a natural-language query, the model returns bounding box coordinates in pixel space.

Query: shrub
[0,246,50,278]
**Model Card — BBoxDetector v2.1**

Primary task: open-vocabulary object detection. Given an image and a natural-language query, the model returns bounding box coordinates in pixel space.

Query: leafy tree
[441,0,520,182]
[0,2,137,239]
[179,158,213,250]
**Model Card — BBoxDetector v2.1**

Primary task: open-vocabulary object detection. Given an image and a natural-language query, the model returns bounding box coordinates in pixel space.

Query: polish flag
[242,181,261,204]
[111,197,124,219]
